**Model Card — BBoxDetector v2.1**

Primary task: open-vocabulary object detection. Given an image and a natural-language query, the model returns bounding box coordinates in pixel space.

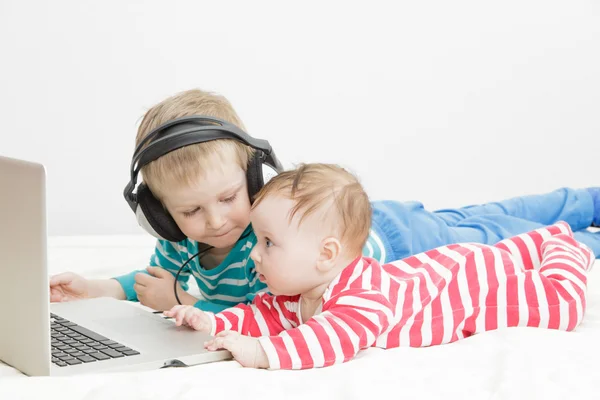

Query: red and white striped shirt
[205,222,594,370]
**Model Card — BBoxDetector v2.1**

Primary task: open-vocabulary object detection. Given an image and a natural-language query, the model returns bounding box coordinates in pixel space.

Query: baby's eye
[265,238,273,248]
[183,207,201,218]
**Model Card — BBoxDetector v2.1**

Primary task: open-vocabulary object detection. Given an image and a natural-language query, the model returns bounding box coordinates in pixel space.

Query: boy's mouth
[213,229,231,238]
[258,273,266,283]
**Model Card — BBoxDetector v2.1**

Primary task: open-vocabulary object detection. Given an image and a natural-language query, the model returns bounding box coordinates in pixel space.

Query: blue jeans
[371,187,600,261]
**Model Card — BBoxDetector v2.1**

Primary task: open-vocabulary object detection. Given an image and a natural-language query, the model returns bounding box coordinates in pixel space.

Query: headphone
[123,115,283,243]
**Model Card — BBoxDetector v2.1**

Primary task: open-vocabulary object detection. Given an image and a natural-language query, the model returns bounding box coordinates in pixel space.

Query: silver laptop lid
[0,155,51,376]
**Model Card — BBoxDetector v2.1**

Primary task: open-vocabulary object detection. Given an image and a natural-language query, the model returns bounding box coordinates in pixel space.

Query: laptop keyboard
[50,313,140,367]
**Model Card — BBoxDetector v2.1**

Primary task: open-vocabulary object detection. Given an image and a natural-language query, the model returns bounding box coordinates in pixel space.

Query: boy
[50,89,264,312]
[165,164,594,370]
[49,88,600,313]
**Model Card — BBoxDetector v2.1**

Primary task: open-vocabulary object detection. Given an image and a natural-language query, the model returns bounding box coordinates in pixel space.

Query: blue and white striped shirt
[114,225,387,312]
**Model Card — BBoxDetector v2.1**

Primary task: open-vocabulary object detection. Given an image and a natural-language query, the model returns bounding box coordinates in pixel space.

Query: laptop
[0,155,231,376]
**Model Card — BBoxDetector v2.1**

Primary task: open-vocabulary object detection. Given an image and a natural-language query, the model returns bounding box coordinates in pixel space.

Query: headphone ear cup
[245,152,265,202]
[136,183,186,242]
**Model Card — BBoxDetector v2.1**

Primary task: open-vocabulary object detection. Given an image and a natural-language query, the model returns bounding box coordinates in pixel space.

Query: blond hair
[136,89,255,200]
[253,163,371,256]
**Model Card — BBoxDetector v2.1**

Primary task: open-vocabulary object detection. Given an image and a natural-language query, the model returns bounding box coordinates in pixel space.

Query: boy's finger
[134,273,153,285]
[50,291,63,303]
[146,267,170,279]
[133,283,145,294]
[49,273,72,286]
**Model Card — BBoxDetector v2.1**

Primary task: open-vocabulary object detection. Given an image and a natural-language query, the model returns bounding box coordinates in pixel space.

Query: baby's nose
[250,247,261,263]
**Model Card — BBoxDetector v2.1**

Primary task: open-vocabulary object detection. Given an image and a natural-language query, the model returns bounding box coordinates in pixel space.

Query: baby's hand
[204,331,269,369]
[163,305,212,333]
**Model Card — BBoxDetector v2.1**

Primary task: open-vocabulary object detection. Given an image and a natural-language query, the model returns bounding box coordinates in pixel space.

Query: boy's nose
[207,212,226,231]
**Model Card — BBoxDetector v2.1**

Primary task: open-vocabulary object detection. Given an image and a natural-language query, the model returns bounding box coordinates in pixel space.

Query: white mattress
[2,235,600,399]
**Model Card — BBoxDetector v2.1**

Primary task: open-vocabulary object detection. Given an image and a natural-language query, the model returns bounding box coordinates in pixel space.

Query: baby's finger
[183,308,199,324]
[190,315,208,331]
[183,314,196,328]
[174,311,184,326]
[184,307,197,318]
[174,307,190,326]
[209,331,237,350]
[204,337,225,351]
[163,304,185,317]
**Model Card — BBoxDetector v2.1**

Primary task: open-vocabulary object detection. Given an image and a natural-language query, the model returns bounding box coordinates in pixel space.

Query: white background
[1,0,599,236]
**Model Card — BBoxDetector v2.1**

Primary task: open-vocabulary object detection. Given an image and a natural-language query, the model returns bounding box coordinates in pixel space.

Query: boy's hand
[134,267,193,311]
[204,331,269,369]
[163,305,212,333]
[49,273,126,302]
[49,272,91,302]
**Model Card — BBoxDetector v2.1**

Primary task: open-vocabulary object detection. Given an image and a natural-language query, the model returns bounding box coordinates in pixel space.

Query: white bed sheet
[2,235,600,400]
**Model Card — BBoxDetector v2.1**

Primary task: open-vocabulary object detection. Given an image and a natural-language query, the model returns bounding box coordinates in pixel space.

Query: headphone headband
[132,115,274,164]
[123,115,282,211]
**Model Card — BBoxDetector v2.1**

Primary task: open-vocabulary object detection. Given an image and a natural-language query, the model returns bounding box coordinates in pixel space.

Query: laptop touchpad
[94,312,175,336]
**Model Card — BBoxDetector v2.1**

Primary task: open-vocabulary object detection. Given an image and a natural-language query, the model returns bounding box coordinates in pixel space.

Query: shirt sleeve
[112,239,191,301]
[205,293,298,337]
[258,289,395,370]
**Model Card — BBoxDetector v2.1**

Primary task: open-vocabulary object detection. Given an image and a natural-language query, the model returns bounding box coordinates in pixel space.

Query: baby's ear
[316,237,342,273]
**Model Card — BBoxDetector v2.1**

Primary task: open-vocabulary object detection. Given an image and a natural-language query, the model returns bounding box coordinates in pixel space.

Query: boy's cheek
[176,221,203,240]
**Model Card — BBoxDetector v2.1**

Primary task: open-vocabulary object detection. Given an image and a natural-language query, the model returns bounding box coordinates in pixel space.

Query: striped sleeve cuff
[205,312,218,336]
[258,336,282,370]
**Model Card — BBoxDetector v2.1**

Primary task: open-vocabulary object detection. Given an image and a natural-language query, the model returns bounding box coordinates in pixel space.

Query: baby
[165,163,594,370]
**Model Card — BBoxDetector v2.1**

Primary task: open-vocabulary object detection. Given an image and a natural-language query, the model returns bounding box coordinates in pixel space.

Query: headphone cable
[172,229,253,306]
[173,246,212,305]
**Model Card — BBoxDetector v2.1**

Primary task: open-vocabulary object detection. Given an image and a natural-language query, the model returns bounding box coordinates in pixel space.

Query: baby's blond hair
[136,89,254,200]
[253,163,371,257]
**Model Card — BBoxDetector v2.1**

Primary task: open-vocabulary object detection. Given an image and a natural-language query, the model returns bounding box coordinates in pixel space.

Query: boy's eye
[221,194,237,203]
[183,207,201,218]
[265,238,273,248]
